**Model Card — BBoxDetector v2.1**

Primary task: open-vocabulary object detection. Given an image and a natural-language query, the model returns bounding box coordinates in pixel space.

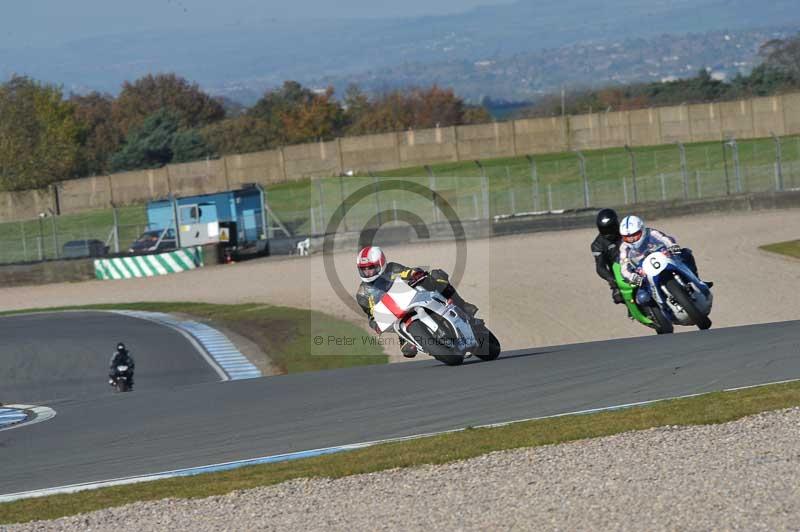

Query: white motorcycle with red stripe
[372,276,501,366]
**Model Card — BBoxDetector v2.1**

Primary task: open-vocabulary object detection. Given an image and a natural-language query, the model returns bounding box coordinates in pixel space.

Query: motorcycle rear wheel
[665,278,712,330]
[475,330,501,361]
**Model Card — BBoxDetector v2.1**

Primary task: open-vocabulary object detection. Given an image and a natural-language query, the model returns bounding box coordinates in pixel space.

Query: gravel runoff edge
[6,406,800,531]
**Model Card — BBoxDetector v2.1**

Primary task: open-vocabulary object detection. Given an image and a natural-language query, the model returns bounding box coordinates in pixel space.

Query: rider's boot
[401,342,418,358]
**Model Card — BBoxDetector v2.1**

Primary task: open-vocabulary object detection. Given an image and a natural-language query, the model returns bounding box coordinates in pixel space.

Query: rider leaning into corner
[108,342,135,387]
[591,208,625,305]
[355,245,478,359]
[617,214,712,290]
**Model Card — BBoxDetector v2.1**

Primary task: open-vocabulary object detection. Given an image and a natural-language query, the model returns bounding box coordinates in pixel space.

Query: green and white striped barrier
[94,247,204,280]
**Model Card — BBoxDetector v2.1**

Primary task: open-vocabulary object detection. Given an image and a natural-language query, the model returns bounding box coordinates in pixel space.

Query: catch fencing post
[771,132,784,191]
[547,184,553,211]
[315,178,327,232]
[575,151,589,207]
[20,222,27,262]
[338,175,349,232]
[526,155,540,211]
[677,142,689,199]
[425,165,439,223]
[722,138,732,195]
[474,161,490,220]
[728,139,742,193]
[624,145,639,204]
[506,166,516,215]
[111,204,120,253]
[659,174,666,201]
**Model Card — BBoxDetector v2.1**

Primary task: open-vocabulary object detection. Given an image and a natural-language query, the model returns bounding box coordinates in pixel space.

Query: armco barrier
[94,247,204,280]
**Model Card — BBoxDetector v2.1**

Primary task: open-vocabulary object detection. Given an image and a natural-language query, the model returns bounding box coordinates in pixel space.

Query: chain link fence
[263,134,800,234]
[0,205,148,265]
[1,135,798,265]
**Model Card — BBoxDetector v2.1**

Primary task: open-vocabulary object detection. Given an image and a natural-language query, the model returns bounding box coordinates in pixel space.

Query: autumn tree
[345,85,487,134]
[199,116,275,155]
[71,91,122,176]
[0,76,81,190]
[112,73,225,138]
[248,81,345,145]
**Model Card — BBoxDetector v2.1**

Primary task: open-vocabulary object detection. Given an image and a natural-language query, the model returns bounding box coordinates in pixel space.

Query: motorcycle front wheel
[665,278,712,330]
[407,320,464,366]
[646,306,674,335]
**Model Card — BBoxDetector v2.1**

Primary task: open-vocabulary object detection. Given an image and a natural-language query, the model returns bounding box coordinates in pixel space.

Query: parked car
[62,239,109,259]
[128,229,177,254]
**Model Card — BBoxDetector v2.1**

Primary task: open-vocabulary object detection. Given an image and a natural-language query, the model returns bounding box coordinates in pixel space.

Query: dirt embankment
[1,209,799,358]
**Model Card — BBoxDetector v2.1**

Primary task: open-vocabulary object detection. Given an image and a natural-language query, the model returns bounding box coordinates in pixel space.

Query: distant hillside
[1,0,798,102]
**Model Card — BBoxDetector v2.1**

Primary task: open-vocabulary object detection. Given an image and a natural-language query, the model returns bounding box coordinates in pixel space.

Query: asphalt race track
[0,312,220,404]
[2,319,800,496]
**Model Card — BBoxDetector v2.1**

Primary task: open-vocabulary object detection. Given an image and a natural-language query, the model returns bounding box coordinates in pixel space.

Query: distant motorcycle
[110,364,134,392]
[614,250,713,333]
[372,276,501,366]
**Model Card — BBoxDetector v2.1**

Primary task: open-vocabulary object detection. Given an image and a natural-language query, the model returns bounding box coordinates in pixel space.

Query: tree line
[1,33,798,192]
[516,34,800,118]
[0,75,491,191]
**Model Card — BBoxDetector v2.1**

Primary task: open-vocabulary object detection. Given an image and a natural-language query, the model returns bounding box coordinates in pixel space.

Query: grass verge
[1,302,387,374]
[760,240,800,259]
[2,379,800,524]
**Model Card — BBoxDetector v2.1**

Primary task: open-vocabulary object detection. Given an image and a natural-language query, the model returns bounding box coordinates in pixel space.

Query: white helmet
[619,215,646,249]
[356,246,387,282]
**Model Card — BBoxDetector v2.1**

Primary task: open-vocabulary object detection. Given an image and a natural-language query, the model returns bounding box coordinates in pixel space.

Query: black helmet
[596,208,619,238]
[116,342,127,353]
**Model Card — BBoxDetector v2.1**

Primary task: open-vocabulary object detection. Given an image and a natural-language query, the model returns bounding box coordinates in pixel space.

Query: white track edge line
[2,377,797,503]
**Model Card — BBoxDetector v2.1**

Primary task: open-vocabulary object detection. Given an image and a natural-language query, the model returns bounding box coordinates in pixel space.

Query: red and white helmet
[356,246,387,282]
[619,215,646,249]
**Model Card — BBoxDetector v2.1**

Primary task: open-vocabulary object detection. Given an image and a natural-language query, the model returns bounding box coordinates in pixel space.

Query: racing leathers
[109,350,135,387]
[356,262,477,358]
[591,233,624,304]
[619,228,698,287]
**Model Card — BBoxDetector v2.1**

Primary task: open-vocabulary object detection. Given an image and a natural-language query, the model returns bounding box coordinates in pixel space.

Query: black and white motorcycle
[110,365,134,392]
[372,276,501,366]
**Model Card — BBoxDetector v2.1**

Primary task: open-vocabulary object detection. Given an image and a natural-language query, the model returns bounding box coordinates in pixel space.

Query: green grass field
[760,240,800,259]
[2,379,799,525]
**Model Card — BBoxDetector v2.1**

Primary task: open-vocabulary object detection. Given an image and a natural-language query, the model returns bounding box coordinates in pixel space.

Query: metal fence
[265,134,800,235]
[0,205,149,265]
[1,135,799,265]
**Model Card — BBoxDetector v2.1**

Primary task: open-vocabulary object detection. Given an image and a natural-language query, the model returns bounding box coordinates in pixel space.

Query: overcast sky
[1,0,514,48]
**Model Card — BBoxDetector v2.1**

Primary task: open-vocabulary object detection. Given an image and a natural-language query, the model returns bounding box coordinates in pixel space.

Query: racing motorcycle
[372,276,501,366]
[613,250,712,333]
[110,365,134,392]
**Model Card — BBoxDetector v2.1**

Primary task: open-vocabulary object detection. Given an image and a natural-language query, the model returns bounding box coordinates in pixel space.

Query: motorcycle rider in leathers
[109,342,135,388]
[591,208,625,305]
[355,246,478,358]
[618,215,710,291]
